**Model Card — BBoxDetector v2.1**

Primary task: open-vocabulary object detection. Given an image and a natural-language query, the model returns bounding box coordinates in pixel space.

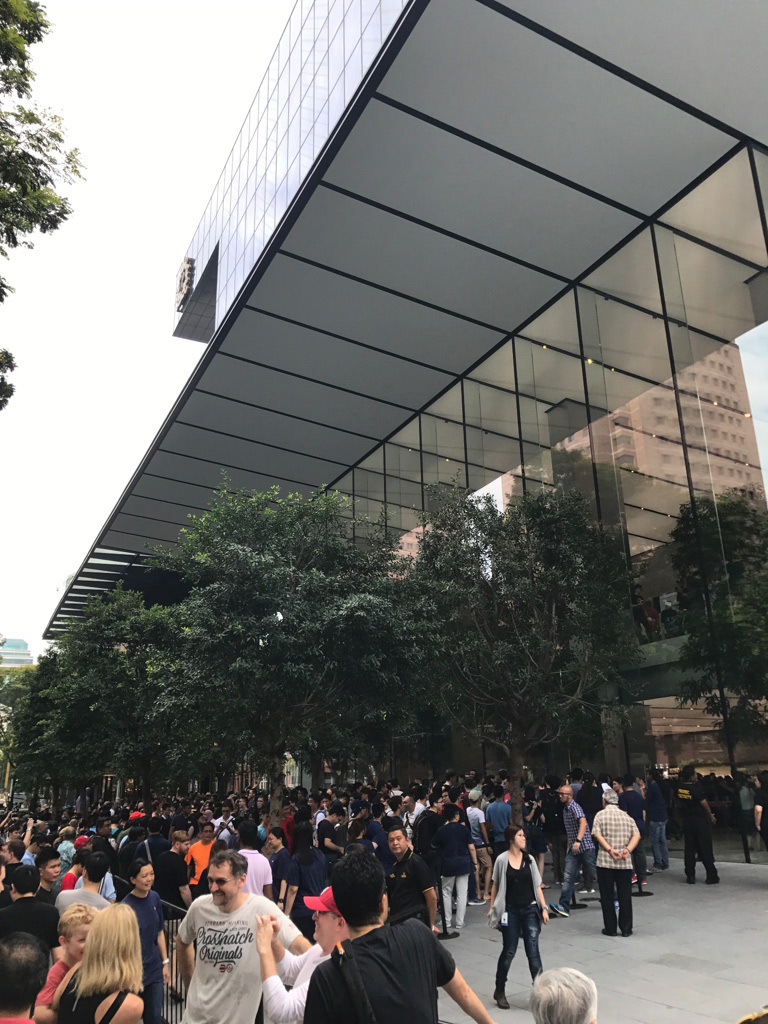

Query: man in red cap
[255,885,349,1024]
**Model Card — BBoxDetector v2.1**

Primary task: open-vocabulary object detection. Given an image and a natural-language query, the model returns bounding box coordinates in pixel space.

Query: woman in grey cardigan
[487,822,548,1009]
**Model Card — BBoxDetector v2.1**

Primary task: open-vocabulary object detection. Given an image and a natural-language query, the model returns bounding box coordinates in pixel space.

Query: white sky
[0,1,294,658]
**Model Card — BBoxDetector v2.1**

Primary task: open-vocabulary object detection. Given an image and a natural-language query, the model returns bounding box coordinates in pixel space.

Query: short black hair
[269,825,286,843]
[680,764,697,781]
[127,858,151,883]
[84,851,109,884]
[443,803,461,821]
[11,865,39,895]
[384,816,406,838]
[331,849,385,927]
[0,933,48,1013]
[237,819,260,849]
[147,817,163,834]
[493,784,505,799]
[622,773,635,788]
[35,846,60,869]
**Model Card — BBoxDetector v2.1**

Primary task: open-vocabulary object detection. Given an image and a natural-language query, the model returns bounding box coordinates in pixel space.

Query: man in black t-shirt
[676,765,719,884]
[317,802,345,879]
[304,849,496,1024]
[386,822,437,928]
[0,866,59,953]
[154,831,192,915]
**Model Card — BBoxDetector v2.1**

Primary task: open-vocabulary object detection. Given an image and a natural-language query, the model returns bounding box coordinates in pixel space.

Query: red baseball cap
[128,811,145,821]
[74,835,92,850]
[303,886,341,917]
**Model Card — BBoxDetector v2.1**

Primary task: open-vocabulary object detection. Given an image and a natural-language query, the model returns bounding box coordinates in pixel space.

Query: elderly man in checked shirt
[548,785,598,918]
[591,789,640,937]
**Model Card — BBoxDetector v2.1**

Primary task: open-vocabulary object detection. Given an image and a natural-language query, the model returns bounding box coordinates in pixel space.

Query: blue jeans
[141,981,163,1024]
[649,821,669,869]
[560,846,597,908]
[495,904,542,988]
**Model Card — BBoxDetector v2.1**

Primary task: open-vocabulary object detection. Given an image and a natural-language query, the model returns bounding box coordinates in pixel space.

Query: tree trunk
[140,755,153,808]
[268,753,286,828]
[310,751,324,793]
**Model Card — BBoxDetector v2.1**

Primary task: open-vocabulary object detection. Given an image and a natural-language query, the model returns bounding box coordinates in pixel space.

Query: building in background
[46,0,768,774]
[0,639,33,666]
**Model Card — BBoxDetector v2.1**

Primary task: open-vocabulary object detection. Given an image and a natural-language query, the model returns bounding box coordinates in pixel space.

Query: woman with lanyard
[487,822,548,1010]
[122,859,169,1024]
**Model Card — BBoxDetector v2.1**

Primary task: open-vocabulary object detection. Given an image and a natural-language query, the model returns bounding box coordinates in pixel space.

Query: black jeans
[631,839,647,882]
[545,834,567,883]
[495,904,542,988]
[596,867,633,935]
[683,818,718,881]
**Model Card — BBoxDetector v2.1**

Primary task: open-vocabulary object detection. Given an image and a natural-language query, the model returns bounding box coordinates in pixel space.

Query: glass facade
[175,0,409,340]
[332,146,768,665]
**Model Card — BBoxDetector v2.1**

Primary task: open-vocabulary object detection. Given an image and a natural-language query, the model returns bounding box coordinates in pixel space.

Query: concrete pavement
[436,862,767,1024]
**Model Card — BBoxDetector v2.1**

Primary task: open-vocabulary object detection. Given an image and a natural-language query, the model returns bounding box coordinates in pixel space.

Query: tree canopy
[671,493,768,760]
[154,484,430,820]
[412,486,636,781]
[0,0,81,410]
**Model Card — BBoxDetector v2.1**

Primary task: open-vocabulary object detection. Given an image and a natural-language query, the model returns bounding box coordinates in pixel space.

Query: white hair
[530,968,598,1024]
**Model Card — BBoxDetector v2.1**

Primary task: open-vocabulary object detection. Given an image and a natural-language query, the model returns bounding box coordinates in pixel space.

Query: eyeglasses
[207,877,231,888]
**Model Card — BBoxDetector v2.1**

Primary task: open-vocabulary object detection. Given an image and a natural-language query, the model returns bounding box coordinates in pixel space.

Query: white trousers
[441,873,469,929]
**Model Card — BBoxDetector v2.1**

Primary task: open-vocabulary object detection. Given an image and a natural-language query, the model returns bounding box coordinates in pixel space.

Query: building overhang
[45,0,768,637]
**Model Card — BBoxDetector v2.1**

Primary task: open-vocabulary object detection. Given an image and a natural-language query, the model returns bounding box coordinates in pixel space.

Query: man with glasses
[176,849,310,1024]
[548,786,597,919]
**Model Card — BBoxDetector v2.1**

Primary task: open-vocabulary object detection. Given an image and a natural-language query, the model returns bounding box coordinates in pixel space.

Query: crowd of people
[0,762,764,1024]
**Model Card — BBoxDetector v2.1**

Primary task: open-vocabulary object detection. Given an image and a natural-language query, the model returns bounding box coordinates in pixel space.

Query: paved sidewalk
[436,863,768,1024]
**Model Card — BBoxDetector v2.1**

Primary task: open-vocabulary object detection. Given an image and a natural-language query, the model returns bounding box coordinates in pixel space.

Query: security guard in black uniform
[675,764,719,884]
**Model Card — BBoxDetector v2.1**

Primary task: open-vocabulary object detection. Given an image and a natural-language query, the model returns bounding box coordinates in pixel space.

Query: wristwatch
[162,959,170,965]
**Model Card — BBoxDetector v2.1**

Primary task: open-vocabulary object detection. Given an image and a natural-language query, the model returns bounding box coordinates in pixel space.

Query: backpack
[413,809,441,855]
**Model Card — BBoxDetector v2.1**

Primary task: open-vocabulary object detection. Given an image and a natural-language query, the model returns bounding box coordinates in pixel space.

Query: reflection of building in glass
[0,639,33,666]
[47,2,768,773]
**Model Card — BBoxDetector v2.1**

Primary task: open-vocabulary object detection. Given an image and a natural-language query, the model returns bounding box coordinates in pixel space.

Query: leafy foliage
[9,587,179,802]
[154,485,429,818]
[671,494,768,753]
[0,0,81,409]
[413,487,636,778]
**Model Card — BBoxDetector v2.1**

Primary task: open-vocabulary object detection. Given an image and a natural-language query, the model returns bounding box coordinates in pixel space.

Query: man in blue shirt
[619,774,648,885]
[485,786,512,858]
[549,786,597,918]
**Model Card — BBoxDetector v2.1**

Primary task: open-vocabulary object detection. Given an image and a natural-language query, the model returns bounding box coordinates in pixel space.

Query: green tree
[53,585,179,805]
[671,493,768,764]
[9,589,181,807]
[412,487,636,783]
[156,485,428,823]
[0,0,81,409]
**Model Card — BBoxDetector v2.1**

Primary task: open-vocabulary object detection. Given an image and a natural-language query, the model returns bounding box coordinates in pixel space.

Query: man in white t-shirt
[237,820,273,899]
[177,850,310,1024]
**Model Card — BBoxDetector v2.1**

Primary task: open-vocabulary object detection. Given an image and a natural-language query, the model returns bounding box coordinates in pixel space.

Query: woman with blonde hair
[54,903,144,1024]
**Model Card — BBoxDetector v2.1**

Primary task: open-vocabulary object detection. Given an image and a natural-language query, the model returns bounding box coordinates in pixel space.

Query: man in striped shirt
[549,785,597,918]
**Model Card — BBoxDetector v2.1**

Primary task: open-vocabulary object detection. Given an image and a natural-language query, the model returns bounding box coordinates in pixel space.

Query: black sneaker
[685,876,695,884]
[601,928,617,936]
[705,876,720,885]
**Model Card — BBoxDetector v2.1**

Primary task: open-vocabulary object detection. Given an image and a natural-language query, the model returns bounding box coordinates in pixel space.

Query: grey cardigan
[488,850,545,928]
